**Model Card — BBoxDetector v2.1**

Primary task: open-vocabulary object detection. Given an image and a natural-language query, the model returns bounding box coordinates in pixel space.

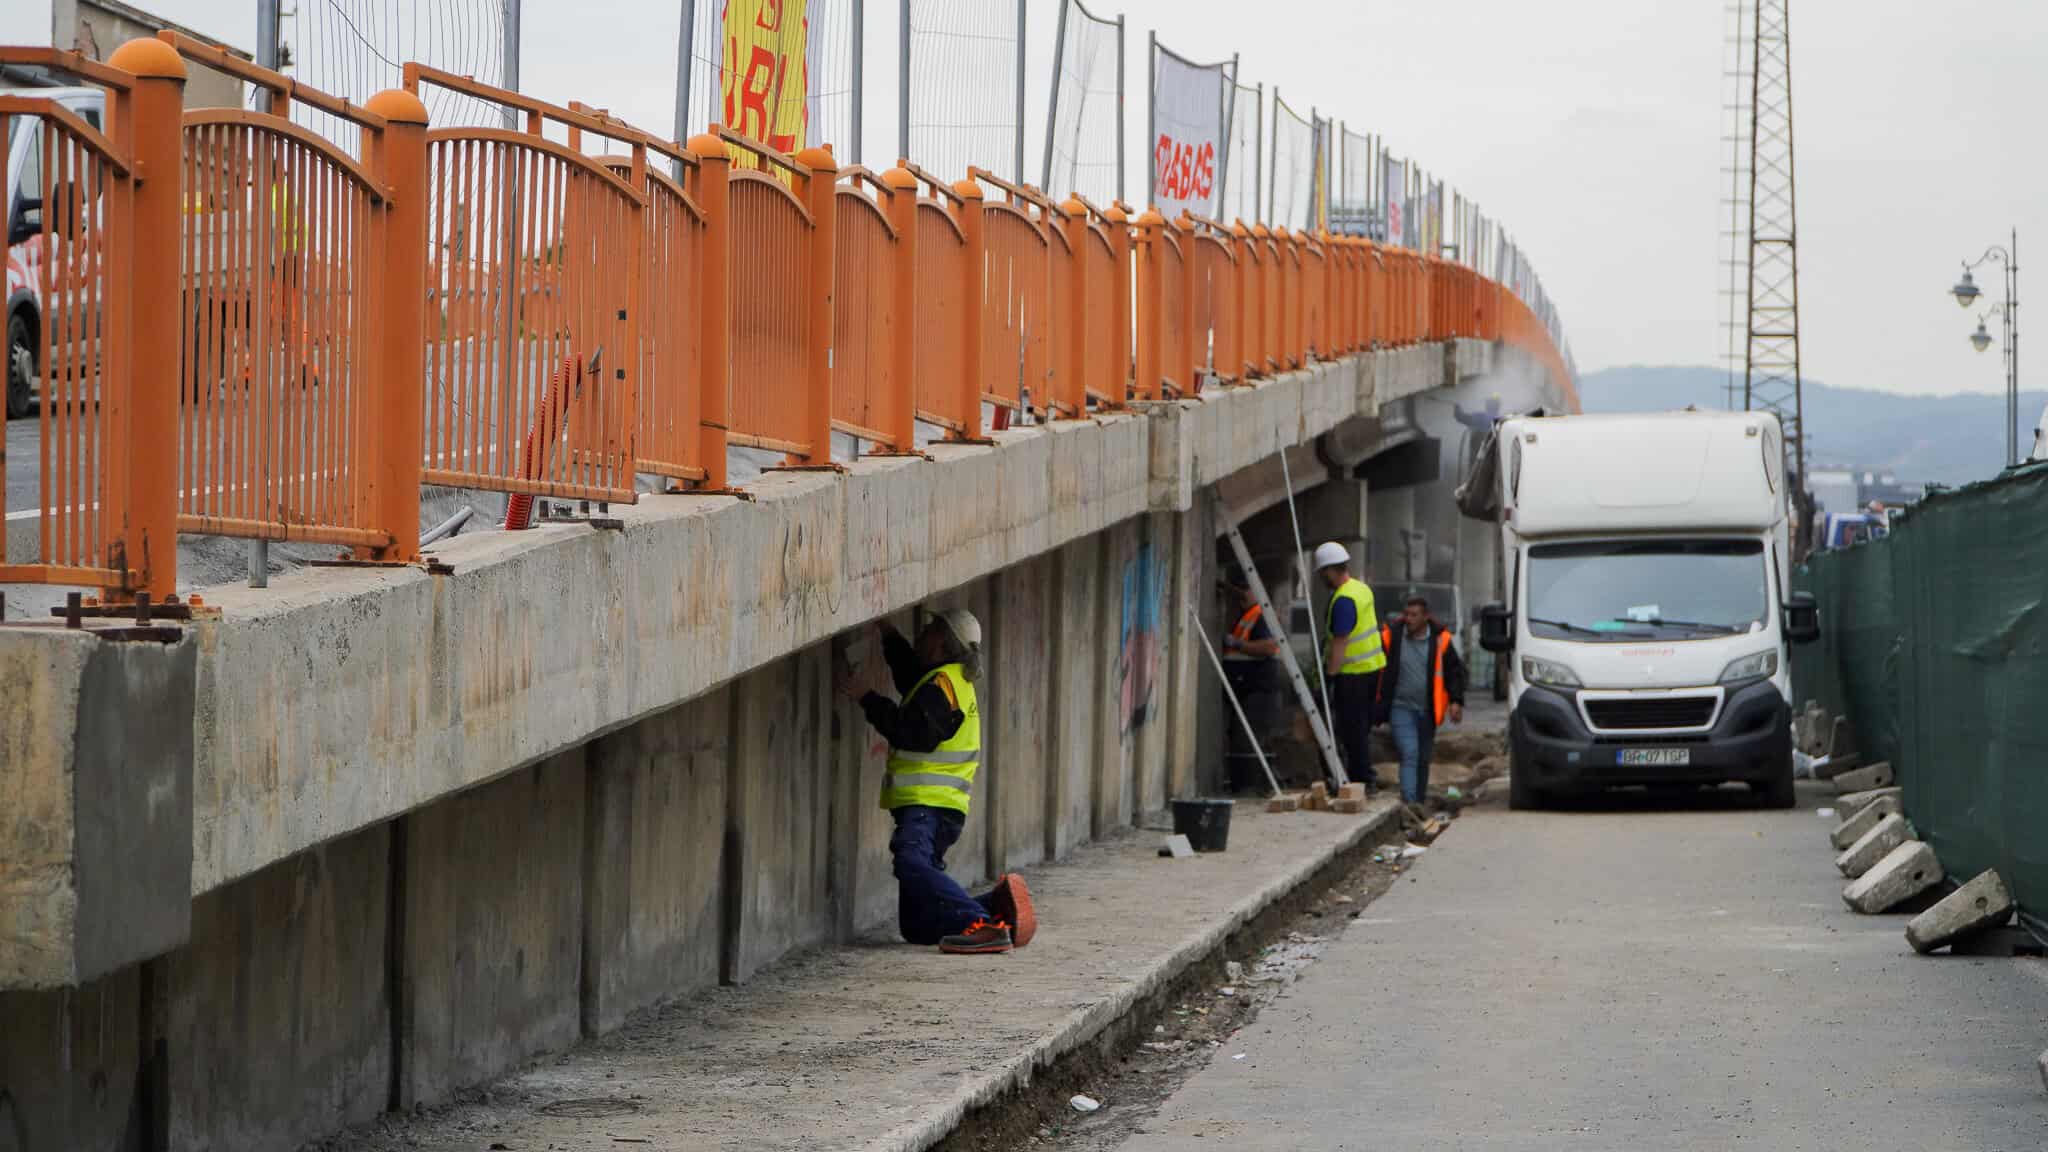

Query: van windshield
[1526,539,1767,642]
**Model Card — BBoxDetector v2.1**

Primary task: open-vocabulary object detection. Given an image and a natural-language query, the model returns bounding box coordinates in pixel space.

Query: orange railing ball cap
[952,177,984,201]
[1230,220,1250,238]
[1061,196,1086,219]
[686,132,727,161]
[794,146,836,171]
[1104,202,1126,223]
[882,166,919,190]
[1251,224,1271,239]
[365,89,429,125]
[109,36,186,79]
[1136,208,1166,228]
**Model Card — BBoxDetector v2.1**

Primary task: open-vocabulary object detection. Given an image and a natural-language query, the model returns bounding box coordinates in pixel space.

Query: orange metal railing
[0,33,1579,604]
[408,64,643,504]
[168,33,395,553]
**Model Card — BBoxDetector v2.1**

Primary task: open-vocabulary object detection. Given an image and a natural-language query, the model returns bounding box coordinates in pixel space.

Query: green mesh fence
[1793,462,2048,921]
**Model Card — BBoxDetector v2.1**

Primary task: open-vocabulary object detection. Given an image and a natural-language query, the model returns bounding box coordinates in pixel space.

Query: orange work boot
[989,873,1037,947]
[939,919,1013,955]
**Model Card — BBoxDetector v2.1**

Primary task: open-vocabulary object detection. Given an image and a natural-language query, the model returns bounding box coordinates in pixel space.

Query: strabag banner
[719,0,817,170]
[1151,49,1229,218]
[1383,155,1407,248]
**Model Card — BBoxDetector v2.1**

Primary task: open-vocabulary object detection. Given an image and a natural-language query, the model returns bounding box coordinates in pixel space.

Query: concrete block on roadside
[1305,783,1329,811]
[1265,794,1301,813]
[1905,869,2014,954]
[1843,840,1944,914]
[1812,752,1859,781]
[1836,812,1909,878]
[1336,782,1366,802]
[1331,797,1365,814]
[1830,795,1900,850]
[1837,786,1902,817]
[1833,761,1894,794]
[1828,715,1854,759]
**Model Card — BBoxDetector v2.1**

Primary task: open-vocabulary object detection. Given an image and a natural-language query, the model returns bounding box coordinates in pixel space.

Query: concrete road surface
[1120,783,2048,1151]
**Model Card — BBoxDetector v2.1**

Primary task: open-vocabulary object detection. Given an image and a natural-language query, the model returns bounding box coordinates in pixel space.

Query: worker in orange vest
[1375,595,1467,805]
[1220,571,1284,792]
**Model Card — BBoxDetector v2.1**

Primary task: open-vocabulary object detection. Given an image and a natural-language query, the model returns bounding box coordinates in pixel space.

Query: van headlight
[1718,650,1779,684]
[1521,656,1581,689]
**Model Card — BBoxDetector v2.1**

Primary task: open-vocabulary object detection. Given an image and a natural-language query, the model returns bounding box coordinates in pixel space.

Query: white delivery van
[1474,410,1820,809]
[6,85,106,418]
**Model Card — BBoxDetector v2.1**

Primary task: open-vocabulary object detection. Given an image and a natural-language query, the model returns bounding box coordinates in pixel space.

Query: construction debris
[1836,786,1903,818]
[1832,760,1895,795]
[1331,797,1366,814]
[1336,782,1366,802]
[1844,840,1944,914]
[1409,816,1450,845]
[1905,870,2015,954]
[1159,834,1197,859]
[1810,752,1859,781]
[1829,795,1900,850]
[1069,1094,1101,1114]
[2039,1049,2048,1096]
[1304,782,1330,811]
[1266,794,1301,813]
[1836,812,1909,879]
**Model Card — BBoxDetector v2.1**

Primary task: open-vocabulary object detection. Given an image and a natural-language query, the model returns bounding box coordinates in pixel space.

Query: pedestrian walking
[1376,596,1467,805]
[1312,542,1386,792]
[837,609,1036,955]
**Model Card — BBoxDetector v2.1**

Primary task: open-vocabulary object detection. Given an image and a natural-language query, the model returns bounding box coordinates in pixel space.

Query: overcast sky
[112,0,2044,397]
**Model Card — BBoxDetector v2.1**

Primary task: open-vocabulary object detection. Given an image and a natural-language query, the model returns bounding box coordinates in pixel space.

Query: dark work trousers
[1330,670,1382,790]
[891,805,995,945]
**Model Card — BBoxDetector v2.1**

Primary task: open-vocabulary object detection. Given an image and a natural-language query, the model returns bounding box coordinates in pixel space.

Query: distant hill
[1578,365,2046,489]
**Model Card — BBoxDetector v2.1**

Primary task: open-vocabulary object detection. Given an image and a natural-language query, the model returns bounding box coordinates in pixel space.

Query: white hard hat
[940,607,982,649]
[1312,542,1351,571]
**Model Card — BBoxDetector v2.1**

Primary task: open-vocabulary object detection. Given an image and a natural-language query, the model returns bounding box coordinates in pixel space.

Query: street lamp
[1949,231,2021,467]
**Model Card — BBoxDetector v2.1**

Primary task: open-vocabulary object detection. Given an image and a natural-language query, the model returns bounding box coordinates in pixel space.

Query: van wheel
[5,311,33,420]
[1507,747,1545,811]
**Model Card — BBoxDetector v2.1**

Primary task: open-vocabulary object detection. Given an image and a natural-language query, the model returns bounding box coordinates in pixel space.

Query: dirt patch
[936,816,1438,1152]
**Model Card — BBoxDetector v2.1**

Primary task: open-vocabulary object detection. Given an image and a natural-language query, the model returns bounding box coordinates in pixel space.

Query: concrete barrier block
[1905,869,2015,954]
[1265,795,1301,813]
[1837,786,1902,817]
[1827,715,1854,758]
[1843,840,1944,914]
[1812,752,1858,781]
[1829,795,1901,850]
[1836,812,1908,878]
[1832,760,1894,794]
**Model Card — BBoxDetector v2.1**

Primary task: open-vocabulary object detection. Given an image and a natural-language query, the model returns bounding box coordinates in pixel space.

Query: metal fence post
[1115,16,1126,204]
[1041,0,1069,192]
[851,0,865,164]
[953,175,986,439]
[1013,0,1026,184]
[798,146,838,466]
[688,131,732,489]
[1145,31,1157,209]
[107,38,185,598]
[884,166,920,449]
[366,88,430,561]
[1134,209,1162,400]
[898,0,912,164]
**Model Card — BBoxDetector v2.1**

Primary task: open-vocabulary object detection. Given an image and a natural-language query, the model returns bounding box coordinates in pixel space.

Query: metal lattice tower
[1743,0,1806,482]
[1719,1,1751,409]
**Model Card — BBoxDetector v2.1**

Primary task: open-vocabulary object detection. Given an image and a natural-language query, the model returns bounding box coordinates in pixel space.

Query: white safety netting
[1267,94,1315,231]
[906,0,1021,180]
[1218,80,1260,224]
[282,0,509,150]
[1042,0,1121,205]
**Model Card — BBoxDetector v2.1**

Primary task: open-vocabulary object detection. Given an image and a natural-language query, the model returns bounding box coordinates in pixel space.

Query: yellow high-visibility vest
[1328,578,1387,675]
[881,663,980,815]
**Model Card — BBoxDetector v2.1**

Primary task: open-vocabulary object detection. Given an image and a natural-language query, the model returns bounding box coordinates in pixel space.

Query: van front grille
[1584,696,1717,731]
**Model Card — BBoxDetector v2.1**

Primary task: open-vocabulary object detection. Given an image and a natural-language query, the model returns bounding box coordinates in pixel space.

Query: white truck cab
[6,84,104,418]
[1475,410,1820,809]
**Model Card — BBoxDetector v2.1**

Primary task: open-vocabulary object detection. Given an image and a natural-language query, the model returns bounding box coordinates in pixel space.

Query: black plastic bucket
[1171,799,1235,852]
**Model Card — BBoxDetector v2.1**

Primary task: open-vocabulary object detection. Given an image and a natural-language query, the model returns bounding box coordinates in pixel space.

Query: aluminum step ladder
[1218,514,1350,789]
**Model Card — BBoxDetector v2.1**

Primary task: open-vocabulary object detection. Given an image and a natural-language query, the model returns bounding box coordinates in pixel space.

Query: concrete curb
[863,800,1403,1152]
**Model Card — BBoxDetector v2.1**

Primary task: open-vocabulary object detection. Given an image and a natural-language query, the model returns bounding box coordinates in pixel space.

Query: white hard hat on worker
[1312,542,1351,571]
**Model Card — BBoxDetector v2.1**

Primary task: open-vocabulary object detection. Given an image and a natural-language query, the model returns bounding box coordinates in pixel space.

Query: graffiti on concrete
[1119,543,1164,737]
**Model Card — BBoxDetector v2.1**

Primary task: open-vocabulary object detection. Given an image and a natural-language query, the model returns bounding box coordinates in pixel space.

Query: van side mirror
[1783,592,1820,645]
[1478,602,1514,653]
[9,196,42,246]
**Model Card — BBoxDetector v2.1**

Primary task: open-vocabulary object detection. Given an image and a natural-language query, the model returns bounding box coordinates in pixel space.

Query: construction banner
[720,0,813,169]
[1151,46,1229,219]
[1383,155,1406,248]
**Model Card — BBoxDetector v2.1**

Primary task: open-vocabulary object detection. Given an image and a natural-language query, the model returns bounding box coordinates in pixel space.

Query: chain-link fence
[1267,92,1314,232]
[1042,0,1122,205]
[1218,79,1261,223]
[281,0,511,149]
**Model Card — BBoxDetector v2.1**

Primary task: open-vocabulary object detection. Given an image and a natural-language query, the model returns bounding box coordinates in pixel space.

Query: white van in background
[6,85,105,418]
[1476,410,1820,809]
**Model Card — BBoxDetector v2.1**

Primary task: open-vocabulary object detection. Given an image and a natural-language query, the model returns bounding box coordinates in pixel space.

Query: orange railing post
[953,175,986,439]
[1175,215,1201,394]
[365,88,428,561]
[109,37,184,599]
[883,166,921,450]
[688,132,732,488]
[797,147,837,466]
[1059,199,1091,417]
[1134,209,1163,401]
[1106,203,1133,405]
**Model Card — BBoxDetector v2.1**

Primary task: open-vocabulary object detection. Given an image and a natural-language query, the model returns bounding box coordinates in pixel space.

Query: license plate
[1618,748,1691,767]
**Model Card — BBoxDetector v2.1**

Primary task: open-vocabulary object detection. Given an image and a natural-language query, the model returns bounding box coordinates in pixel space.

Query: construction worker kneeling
[837,608,1036,955]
